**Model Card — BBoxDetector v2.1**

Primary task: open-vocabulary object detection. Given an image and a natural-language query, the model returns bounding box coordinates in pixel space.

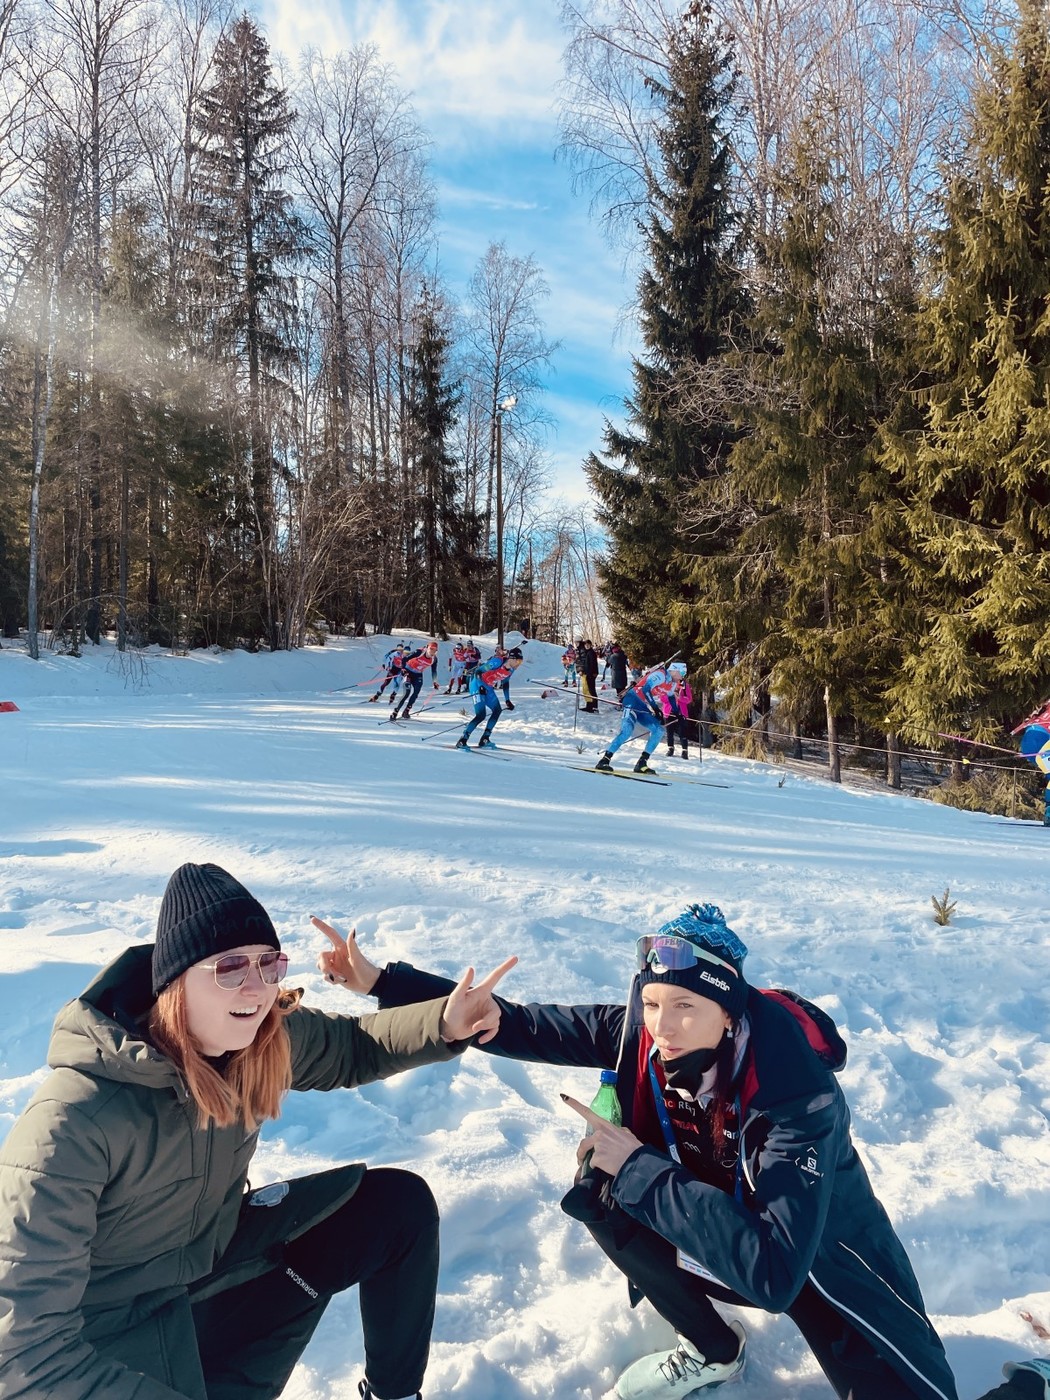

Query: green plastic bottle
[591,1069,622,1126]
[561,1070,623,1220]
[581,1069,621,1175]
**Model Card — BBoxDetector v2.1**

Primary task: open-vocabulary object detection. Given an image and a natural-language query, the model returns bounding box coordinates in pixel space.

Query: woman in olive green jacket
[0,863,513,1400]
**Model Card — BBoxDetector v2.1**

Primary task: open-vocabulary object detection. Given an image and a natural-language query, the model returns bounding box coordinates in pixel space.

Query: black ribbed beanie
[152,862,280,996]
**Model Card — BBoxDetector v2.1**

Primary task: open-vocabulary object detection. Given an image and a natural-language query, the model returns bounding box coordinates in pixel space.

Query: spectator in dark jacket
[326,906,960,1400]
[579,641,600,713]
[605,643,630,699]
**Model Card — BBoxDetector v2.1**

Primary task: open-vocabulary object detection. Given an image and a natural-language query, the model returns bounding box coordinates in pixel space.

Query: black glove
[649,706,663,722]
[505,700,515,711]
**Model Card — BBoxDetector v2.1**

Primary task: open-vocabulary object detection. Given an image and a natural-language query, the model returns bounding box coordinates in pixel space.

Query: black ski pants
[192,1167,438,1400]
[586,1213,929,1400]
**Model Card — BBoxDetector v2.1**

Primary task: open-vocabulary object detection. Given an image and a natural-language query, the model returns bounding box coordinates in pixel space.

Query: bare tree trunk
[825,685,841,783]
[886,729,901,789]
[27,259,64,660]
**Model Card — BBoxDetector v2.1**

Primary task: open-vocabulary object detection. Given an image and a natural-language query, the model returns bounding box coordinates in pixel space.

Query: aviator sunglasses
[635,933,740,978]
[198,950,289,989]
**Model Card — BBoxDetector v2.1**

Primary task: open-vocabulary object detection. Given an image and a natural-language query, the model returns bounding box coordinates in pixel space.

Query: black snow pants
[191,1167,438,1399]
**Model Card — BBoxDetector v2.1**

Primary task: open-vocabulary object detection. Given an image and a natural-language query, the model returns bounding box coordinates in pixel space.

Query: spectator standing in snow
[0,862,515,1400]
[390,642,440,721]
[605,643,630,701]
[662,665,694,759]
[331,905,960,1400]
[579,641,600,713]
[562,644,578,687]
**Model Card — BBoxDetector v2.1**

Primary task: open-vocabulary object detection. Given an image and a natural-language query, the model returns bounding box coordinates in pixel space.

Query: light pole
[494,394,517,647]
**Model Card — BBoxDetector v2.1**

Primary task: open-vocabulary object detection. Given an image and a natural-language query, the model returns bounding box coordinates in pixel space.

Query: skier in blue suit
[597,663,687,777]
[456,648,524,750]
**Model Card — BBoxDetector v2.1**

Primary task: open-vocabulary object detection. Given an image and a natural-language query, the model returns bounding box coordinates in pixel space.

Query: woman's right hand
[312,917,381,994]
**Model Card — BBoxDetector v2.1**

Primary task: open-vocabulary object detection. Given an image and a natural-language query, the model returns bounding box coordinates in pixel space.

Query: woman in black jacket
[317,907,959,1400]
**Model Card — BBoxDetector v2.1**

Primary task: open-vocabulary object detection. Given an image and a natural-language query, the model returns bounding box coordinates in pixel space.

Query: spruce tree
[585,0,744,664]
[881,0,1050,744]
[404,289,477,636]
[691,124,904,777]
[194,15,303,648]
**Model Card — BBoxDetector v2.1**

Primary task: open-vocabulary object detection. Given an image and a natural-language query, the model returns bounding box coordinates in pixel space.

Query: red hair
[148,979,300,1130]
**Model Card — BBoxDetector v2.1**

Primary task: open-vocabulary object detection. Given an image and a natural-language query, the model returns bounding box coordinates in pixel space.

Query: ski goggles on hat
[636,934,740,978]
[199,950,289,989]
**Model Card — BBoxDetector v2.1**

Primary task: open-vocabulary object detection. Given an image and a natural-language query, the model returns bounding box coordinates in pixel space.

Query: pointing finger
[560,1093,603,1129]
[475,955,518,992]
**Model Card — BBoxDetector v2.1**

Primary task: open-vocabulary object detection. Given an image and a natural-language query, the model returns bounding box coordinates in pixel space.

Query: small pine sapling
[931,888,957,926]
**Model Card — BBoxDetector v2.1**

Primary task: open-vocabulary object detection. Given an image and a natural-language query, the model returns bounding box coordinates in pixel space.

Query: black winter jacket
[375,962,958,1400]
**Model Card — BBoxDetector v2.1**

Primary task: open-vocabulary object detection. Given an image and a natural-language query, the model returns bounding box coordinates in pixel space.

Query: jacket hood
[47,944,181,1090]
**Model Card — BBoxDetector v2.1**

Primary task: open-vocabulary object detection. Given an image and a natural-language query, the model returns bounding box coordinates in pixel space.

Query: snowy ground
[1,632,1049,1399]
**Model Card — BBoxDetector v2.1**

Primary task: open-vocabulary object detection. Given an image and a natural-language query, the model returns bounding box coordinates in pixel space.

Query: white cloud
[437,180,542,213]
[260,0,565,142]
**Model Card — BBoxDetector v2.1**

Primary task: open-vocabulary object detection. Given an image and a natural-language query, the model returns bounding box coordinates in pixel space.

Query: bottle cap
[600,1069,618,1085]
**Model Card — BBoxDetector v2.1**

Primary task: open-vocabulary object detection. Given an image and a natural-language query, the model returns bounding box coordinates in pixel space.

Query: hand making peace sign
[312,915,517,1044]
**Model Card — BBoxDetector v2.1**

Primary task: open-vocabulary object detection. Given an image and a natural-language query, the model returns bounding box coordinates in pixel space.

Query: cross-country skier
[486,644,518,710]
[391,642,440,721]
[370,642,407,703]
[447,643,468,694]
[455,647,524,749]
[596,665,682,776]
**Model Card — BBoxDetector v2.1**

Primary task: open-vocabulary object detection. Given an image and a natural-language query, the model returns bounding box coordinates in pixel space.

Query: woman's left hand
[440,957,518,1043]
[562,1094,644,1177]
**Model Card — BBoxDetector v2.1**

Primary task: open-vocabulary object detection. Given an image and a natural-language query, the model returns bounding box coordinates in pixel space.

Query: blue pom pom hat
[637,903,749,1020]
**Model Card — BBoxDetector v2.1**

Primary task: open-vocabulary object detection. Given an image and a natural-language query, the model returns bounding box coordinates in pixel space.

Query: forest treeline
[0,0,609,656]
[576,0,1050,779]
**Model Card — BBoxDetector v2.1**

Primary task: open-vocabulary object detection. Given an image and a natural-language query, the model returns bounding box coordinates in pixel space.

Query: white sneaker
[614,1321,745,1400]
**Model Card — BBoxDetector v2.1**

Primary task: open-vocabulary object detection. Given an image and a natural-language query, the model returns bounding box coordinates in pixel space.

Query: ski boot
[387,693,396,703]
[666,746,674,758]
[680,748,689,759]
[454,735,468,748]
[634,754,656,775]
[595,753,613,772]
[477,734,497,749]
[368,693,379,702]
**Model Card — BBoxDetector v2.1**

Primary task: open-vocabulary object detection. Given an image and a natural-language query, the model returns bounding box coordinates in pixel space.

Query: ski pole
[420,718,470,742]
[329,669,386,693]
[527,679,622,708]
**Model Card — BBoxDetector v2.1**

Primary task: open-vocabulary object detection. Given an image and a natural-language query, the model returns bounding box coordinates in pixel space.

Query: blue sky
[259,0,641,504]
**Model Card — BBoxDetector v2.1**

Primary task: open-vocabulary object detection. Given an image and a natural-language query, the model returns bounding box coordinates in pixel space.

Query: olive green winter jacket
[0,945,464,1400]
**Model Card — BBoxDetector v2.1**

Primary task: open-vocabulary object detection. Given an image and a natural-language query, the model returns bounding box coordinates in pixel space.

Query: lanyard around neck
[647,1045,745,1202]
